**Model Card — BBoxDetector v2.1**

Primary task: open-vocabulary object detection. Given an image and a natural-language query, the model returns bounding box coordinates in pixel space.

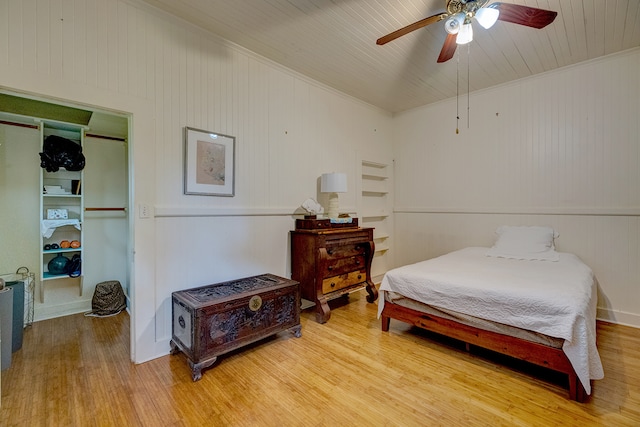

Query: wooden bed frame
[380,298,588,402]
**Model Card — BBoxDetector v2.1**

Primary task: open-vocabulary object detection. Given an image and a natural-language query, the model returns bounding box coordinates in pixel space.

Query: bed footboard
[381,301,587,402]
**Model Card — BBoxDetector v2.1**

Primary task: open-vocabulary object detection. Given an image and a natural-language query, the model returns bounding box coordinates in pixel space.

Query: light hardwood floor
[1,291,639,426]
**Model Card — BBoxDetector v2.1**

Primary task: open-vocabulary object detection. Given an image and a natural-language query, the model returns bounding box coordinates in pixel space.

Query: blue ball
[48,253,70,275]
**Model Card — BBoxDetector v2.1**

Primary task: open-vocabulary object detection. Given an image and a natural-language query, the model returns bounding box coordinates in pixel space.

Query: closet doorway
[0,89,132,324]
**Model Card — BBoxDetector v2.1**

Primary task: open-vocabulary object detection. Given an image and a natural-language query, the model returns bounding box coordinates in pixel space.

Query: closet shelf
[42,248,82,255]
[39,121,85,302]
[42,272,84,281]
[42,194,82,198]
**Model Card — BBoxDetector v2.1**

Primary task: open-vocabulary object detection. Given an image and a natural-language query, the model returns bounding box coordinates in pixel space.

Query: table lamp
[320,172,347,219]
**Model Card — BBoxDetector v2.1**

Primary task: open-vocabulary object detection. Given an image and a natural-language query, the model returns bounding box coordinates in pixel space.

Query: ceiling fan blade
[377,13,446,45]
[437,33,457,63]
[492,2,557,29]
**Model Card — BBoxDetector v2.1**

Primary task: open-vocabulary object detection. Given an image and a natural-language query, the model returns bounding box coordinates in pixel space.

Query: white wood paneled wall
[393,48,640,327]
[0,0,393,358]
[0,125,41,276]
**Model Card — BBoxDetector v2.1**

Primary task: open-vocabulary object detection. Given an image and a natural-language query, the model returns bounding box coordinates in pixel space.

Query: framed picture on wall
[184,127,236,196]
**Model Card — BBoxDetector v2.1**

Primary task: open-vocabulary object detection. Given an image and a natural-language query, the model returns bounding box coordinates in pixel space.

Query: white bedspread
[378,247,604,394]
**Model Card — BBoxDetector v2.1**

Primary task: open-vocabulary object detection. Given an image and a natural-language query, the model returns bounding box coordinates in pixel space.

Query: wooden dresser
[291,227,378,323]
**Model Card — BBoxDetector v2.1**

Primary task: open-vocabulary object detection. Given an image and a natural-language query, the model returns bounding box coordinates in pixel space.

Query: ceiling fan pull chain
[456,50,460,134]
[467,43,471,129]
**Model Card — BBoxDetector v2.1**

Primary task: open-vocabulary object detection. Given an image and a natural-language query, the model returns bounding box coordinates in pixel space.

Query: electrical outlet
[139,203,151,218]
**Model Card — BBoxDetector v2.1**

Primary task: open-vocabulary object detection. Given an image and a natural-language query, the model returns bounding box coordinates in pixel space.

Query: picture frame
[184,127,236,196]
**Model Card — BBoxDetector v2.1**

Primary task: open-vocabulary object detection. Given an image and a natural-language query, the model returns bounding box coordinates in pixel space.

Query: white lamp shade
[320,172,347,193]
[476,7,499,29]
[456,23,473,45]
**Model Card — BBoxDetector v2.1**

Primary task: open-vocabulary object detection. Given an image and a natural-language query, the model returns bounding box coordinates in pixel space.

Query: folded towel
[41,219,81,238]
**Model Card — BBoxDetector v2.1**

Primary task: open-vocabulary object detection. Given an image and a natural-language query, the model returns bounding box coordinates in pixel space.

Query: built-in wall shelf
[362,173,388,181]
[362,160,386,168]
[39,121,85,302]
[359,159,393,283]
[362,191,388,197]
[362,211,391,219]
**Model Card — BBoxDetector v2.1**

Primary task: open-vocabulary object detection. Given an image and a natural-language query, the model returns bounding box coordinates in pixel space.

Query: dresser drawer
[325,243,365,259]
[324,254,365,276]
[322,270,366,294]
[325,232,371,247]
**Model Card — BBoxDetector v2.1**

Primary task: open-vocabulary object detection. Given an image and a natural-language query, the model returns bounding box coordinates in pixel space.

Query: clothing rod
[85,133,127,142]
[0,120,39,129]
[85,207,127,211]
[0,120,126,141]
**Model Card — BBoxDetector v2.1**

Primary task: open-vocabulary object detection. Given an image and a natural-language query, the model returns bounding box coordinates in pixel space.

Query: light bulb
[476,7,499,29]
[445,12,465,35]
[456,23,473,44]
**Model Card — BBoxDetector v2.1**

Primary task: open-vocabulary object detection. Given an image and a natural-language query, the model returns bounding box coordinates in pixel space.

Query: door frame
[0,86,136,359]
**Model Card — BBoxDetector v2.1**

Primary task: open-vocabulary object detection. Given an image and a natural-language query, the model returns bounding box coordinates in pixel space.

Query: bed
[377,226,604,402]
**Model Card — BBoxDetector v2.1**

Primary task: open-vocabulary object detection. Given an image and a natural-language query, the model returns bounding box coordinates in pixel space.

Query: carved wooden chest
[170,274,301,380]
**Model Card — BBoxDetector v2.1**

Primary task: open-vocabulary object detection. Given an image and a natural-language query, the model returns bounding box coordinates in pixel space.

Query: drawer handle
[328,266,333,271]
[327,249,334,255]
[354,258,360,265]
[331,282,336,288]
[358,274,362,280]
[178,315,186,329]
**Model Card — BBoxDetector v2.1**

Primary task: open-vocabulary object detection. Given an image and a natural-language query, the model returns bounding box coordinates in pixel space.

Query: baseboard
[597,307,640,328]
[371,274,384,286]
[33,300,91,322]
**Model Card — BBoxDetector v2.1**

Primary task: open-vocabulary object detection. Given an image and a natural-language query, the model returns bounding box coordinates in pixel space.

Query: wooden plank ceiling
[141,0,640,113]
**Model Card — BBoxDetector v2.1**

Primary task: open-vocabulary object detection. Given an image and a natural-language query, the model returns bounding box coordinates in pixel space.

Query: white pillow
[486,225,559,261]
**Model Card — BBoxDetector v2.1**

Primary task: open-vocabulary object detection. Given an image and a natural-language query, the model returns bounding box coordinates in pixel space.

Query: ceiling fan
[376,0,557,63]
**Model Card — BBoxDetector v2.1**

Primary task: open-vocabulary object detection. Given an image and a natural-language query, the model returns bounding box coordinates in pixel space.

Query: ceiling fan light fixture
[456,23,473,44]
[445,12,465,35]
[475,7,499,29]
[376,1,558,64]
